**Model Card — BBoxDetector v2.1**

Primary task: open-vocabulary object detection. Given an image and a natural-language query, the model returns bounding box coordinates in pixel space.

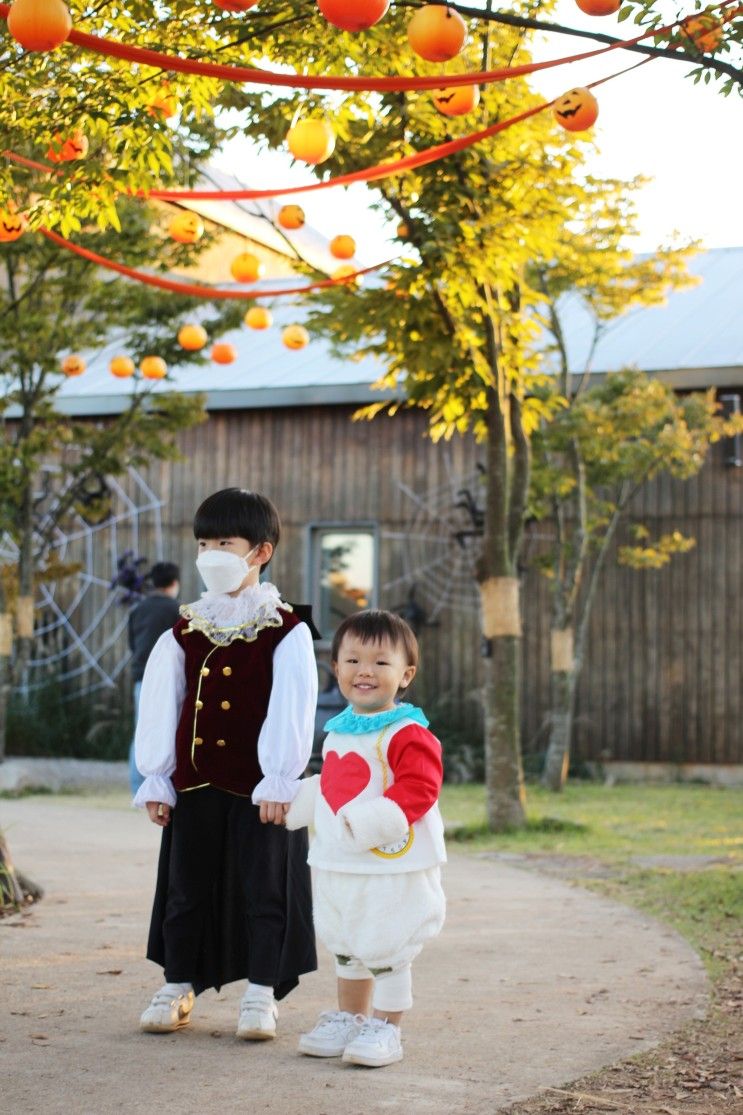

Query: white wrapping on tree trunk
[550,627,575,673]
[479,577,521,638]
[15,596,34,639]
[0,614,12,656]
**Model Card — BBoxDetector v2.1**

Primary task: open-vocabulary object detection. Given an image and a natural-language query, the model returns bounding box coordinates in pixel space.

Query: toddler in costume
[286,609,446,1068]
[134,488,318,1040]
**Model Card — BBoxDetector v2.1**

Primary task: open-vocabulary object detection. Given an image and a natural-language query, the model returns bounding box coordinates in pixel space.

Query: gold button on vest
[221,700,231,710]
[201,667,210,677]
[194,737,204,746]
[222,666,232,677]
[216,739,226,747]
[195,699,203,710]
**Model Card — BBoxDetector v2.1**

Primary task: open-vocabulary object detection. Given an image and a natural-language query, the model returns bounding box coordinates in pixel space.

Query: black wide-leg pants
[146,786,316,998]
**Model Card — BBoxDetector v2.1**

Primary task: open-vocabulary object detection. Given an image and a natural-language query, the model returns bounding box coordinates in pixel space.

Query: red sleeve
[384,724,443,825]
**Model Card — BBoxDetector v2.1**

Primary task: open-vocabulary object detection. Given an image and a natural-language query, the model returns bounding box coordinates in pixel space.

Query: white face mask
[195,545,260,595]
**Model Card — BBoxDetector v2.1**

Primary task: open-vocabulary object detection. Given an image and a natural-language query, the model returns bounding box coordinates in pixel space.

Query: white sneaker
[140,984,194,1033]
[298,1010,363,1057]
[342,1016,403,1067]
[236,995,278,1040]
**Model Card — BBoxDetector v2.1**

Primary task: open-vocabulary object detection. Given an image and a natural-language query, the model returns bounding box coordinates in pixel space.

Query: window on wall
[309,525,378,641]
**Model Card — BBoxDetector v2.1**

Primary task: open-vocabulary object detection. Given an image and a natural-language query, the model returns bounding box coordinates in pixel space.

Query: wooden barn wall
[125,402,740,765]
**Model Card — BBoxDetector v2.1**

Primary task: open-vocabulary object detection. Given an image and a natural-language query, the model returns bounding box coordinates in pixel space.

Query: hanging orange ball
[110,355,135,379]
[575,0,620,13]
[141,356,168,380]
[681,13,724,51]
[0,210,27,243]
[230,252,265,283]
[61,354,86,376]
[7,0,72,52]
[317,0,389,31]
[332,264,362,287]
[287,119,336,165]
[177,323,208,351]
[330,234,356,260]
[553,88,599,132]
[169,212,204,244]
[211,343,238,365]
[433,84,480,117]
[407,5,467,62]
[396,221,409,239]
[148,86,179,119]
[244,306,273,330]
[282,325,310,350]
[278,204,306,230]
[46,129,88,163]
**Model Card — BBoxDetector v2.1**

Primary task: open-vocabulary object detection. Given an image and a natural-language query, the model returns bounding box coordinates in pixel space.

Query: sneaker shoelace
[314,1010,354,1033]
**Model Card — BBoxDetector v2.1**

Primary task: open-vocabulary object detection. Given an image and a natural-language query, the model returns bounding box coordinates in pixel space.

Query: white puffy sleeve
[252,623,318,804]
[132,630,186,809]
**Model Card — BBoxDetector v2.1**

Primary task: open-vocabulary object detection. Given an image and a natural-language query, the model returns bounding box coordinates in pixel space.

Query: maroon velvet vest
[171,606,301,797]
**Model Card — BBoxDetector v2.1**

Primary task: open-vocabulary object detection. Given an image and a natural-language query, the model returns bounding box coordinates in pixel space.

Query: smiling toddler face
[333,633,416,715]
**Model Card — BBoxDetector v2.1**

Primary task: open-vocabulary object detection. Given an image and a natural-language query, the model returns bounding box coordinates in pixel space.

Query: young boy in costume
[286,609,446,1068]
[134,488,317,1039]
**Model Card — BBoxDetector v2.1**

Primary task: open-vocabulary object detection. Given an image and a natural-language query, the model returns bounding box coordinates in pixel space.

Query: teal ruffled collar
[324,702,429,734]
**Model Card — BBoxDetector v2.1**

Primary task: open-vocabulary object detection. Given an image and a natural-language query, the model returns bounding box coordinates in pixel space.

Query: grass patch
[440,782,743,864]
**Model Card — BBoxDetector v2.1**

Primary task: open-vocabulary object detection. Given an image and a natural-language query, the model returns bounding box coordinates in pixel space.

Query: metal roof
[41,246,743,417]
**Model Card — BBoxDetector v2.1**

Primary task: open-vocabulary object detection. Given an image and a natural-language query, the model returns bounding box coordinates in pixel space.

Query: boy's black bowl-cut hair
[193,488,280,571]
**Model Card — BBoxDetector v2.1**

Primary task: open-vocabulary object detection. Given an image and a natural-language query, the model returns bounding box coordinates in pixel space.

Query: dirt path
[1,795,708,1115]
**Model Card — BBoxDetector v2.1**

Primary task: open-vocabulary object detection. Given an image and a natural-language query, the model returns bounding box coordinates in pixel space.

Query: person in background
[128,562,181,796]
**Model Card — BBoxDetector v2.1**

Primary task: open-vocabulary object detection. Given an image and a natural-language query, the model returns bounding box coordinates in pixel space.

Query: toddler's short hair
[331,609,419,669]
[193,489,280,571]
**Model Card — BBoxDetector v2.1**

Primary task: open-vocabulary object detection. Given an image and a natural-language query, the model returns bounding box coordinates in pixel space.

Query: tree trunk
[13,475,35,687]
[0,830,25,912]
[0,573,11,761]
[542,647,578,791]
[483,632,526,829]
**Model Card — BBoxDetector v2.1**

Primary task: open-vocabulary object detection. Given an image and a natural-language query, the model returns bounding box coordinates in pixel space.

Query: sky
[212,0,742,263]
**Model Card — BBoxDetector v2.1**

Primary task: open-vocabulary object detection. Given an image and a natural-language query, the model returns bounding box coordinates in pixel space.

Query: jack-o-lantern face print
[169,212,204,244]
[433,84,480,117]
[0,210,26,242]
[553,87,599,132]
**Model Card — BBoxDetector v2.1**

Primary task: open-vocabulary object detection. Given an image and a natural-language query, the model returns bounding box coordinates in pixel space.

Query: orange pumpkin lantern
[244,306,273,330]
[148,86,179,119]
[553,87,599,132]
[7,0,72,52]
[110,355,135,379]
[317,0,389,31]
[177,323,208,351]
[287,119,336,165]
[230,252,265,283]
[407,5,466,62]
[433,84,480,117]
[141,356,168,380]
[330,234,356,260]
[278,204,306,230]
[0,209,27,243]
[681,13,723,52]
[169,212,204,244]
[396,221,409,239]
[282,325,310,350]
[332,264,362,287]
[46,129,88,163]
[575,0,620,13]
[61,354,86,376]
[211,342,238,365]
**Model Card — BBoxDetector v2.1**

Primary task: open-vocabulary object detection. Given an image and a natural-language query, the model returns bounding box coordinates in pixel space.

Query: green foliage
[7,678,130,761]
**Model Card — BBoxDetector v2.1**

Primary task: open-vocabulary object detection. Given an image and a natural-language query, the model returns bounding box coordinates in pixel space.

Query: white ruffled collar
[179,581,290,646]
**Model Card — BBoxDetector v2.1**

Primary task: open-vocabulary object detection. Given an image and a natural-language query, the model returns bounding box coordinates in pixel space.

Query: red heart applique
[320,750,371,813]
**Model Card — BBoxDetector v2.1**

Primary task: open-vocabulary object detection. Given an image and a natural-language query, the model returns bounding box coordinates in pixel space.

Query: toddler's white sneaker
[140,983,194,1033]
[236,994,278,1040]
[298,1010,363,1057]
[342,1016,403,1067]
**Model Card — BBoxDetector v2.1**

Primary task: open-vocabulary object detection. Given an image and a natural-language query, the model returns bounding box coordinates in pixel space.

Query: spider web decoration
[0,467,163,695]
[382,461,486,621]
